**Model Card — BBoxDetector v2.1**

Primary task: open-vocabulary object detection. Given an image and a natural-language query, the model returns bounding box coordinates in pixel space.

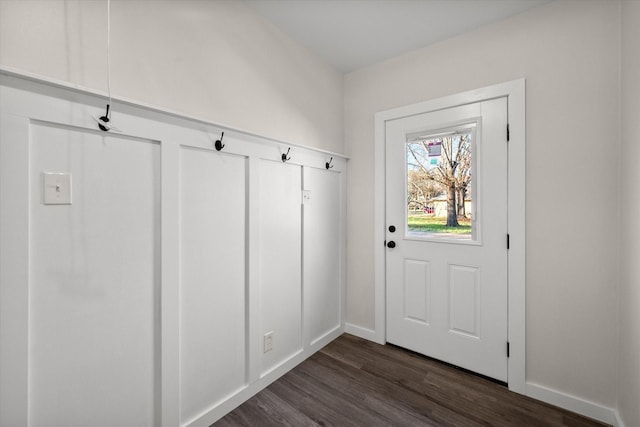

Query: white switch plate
[43,172,72,205]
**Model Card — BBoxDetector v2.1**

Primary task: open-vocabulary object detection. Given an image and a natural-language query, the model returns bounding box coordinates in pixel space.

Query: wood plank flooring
[215,334,608,427]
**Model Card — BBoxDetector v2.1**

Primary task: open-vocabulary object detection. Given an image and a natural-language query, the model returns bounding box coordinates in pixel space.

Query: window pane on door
[406,127,475,241]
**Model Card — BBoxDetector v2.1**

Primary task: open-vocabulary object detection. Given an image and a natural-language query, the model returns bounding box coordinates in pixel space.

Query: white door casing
[373,79,525,393]
[385,98,508,381]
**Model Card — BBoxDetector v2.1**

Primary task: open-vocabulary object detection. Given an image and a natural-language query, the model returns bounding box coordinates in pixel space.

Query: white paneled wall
[28,125,160,427]
[303,167,343,345]
[0,72,346,427]
[178,148,248,424]
[259,160,303,376]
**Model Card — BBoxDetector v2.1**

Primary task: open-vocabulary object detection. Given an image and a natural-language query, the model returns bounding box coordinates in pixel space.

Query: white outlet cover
[302,190,311,205]
[263,332,273,353]
[43,172,72,205]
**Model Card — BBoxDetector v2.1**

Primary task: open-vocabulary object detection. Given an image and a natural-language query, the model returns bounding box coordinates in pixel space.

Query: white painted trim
[373,114,387,346]
[339,164,348,339]
[161,139,181,427]
[310,325,343,348]
[372,79,526,393]
[526,382,620,426]
[613,409,626,427]
[187,327,343,427]
[0,66,348,160]
[344,323,380,343]
[247,156,261,386]
[506,80,527,395]
[259,349,305,380]
[0,114,30,426]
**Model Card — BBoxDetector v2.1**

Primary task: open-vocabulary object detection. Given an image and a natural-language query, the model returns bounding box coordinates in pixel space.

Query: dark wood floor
[215,334,608,427]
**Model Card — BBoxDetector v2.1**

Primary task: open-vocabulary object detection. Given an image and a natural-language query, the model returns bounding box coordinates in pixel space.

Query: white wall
[0,0,344,154]
[344,0,619,408]
[618,2,640,426]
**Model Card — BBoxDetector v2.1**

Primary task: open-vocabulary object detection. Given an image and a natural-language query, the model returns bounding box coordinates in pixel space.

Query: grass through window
[408,214,472,234]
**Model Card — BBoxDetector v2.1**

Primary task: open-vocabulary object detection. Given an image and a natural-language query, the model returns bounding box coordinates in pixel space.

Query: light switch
[43,172,72,205]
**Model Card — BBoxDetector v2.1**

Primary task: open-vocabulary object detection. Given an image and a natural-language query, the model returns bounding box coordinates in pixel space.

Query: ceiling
[244,0,551,73]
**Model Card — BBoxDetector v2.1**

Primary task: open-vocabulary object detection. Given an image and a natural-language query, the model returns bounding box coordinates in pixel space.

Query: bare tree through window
[406,130,473,238]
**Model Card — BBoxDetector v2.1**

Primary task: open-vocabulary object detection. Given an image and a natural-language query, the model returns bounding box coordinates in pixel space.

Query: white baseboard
[526,382,619,426]
[344,322,381,343]
[188,327,344,427]
[613,408,626,427]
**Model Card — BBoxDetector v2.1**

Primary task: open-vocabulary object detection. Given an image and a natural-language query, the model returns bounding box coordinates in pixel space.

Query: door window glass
[406,125,476,241]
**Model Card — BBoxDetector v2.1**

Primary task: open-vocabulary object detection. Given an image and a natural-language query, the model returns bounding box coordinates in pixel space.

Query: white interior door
[385,97,508,381]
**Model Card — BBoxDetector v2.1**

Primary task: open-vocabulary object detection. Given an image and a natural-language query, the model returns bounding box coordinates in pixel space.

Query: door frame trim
[373,79,526,394]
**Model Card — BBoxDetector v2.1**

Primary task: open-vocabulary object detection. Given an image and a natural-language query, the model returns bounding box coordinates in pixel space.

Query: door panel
[386,98,508,382]
[403,259,431,324]
[448,264,480,338]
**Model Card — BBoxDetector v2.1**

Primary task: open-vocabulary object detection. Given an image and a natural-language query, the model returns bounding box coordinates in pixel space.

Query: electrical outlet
[302,190,311,205]
[263,332,274,353]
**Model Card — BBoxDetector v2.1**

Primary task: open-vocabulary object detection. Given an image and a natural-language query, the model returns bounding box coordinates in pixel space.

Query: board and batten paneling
[178,147,248,424]
[303,166,343,345]
[258,160,303,376]
[28,123,160,426]
[0,71,346,427]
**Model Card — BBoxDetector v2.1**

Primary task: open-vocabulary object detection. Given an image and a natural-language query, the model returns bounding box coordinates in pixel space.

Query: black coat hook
[98,104,111,132]
[326,157,334,170]
[282,147,291,162]
[215,132,225,151]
